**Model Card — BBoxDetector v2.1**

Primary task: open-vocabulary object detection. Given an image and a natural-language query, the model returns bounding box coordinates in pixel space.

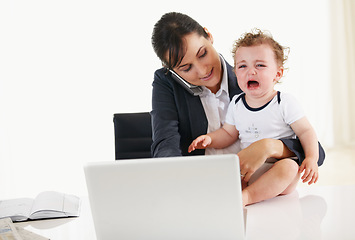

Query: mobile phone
[169,70,203,96]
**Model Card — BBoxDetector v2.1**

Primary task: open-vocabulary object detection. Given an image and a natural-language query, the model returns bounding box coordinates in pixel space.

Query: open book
[0,191,81,222]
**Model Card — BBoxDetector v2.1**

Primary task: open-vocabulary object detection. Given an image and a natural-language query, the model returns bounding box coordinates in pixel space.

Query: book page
[30,191,66,219]
[30,191,80,219]
[63,194,81,217]
[0,199,33,222]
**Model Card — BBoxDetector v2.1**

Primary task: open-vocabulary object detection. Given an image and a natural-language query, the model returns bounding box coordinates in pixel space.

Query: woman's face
[170,32,222,93]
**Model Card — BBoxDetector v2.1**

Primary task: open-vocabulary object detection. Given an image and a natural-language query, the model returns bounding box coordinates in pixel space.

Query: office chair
[113,112,152,160]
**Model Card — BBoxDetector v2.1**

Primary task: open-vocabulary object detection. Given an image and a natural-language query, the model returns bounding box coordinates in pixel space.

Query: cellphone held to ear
[169,70,203,96]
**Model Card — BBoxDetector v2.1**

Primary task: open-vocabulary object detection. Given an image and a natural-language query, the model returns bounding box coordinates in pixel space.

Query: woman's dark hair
[151,12,209,69]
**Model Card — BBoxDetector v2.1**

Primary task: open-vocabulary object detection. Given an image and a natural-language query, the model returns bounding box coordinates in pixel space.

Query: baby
[189,29,319,206]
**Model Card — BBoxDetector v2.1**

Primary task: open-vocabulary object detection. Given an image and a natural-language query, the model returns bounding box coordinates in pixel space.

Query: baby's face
[234,43,283,100]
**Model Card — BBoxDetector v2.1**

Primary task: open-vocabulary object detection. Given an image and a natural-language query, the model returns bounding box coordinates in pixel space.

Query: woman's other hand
[238,139,294,182]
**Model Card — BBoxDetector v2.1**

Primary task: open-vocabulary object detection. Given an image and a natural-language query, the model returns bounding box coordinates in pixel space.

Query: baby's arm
[188,123,239,152]
[290,117,319,185]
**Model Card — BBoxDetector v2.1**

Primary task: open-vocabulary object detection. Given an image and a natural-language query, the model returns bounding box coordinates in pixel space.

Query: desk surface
[14,185,355,240]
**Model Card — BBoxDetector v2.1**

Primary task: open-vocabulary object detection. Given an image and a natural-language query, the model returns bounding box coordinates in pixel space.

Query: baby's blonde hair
[232,28,289,68]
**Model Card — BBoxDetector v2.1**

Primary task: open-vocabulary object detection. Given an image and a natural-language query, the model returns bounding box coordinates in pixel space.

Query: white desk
[14,185,355,240]
[246,185,355,240]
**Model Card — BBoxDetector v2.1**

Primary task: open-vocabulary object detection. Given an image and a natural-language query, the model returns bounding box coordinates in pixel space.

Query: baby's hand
[188,135,212,153]
[299,158,319,185]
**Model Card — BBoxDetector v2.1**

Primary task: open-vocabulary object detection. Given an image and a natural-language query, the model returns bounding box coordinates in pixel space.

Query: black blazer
[150,60,325,165]
[151,60,241,157]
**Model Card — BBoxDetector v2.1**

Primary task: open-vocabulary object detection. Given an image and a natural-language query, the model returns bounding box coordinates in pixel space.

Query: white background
[0,0,332,199]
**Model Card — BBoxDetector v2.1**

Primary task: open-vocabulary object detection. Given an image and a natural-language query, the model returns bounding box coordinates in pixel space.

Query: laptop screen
[84,154,245,240]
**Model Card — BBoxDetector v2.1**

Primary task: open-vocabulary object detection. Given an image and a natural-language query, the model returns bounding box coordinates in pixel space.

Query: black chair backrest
[113,112,152,160]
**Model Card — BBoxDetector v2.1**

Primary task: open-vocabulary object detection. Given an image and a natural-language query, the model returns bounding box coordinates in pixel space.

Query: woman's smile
[200,68,214,81]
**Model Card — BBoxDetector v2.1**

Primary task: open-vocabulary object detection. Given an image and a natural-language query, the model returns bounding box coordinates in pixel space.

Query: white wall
[0,0,332,199]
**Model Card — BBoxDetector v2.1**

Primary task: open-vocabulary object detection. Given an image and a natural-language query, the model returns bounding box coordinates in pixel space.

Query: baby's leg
[242,158,300,206]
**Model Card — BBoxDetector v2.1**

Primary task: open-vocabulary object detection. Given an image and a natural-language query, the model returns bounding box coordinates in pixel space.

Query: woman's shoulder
[152,67,189,99]
[153,67,174,87]
[154,67,168,80]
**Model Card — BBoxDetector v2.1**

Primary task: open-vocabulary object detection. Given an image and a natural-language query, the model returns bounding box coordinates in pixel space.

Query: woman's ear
[203,27,214,44]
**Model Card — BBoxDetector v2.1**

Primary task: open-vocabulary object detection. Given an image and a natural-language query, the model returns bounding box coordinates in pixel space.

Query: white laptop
[84,154,246,240]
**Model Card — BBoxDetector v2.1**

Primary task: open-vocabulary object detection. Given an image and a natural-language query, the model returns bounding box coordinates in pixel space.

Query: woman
[150,12,324,188]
